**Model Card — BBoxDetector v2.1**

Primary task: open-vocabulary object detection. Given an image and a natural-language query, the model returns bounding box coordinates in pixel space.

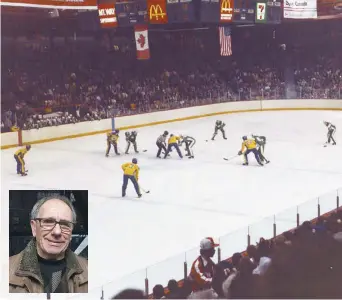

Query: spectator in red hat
[188,237,219,292]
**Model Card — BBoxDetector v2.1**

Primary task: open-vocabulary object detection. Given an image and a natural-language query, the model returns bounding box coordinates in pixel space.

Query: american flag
[219,26,232,56]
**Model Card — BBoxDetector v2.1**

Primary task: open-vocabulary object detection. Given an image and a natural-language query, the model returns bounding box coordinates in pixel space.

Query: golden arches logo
[221,0,233,13]
[149,4,166,21]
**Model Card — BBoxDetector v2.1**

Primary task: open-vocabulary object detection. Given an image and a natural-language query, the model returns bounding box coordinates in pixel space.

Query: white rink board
[2,99,342,148]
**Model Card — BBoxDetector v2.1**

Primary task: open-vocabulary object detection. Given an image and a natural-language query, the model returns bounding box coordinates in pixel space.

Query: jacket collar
[16,239,84,281]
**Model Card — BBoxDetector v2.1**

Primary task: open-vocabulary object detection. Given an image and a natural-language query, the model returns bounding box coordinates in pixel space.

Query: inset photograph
[9,190,88,293]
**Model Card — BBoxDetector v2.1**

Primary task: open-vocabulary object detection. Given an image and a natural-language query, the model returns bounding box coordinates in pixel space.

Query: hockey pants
[14,154,25,174]
[164,143,183,158]
[126,141,138,153]
[156,142,167,157]
[244,148,263,165]
[122,175,141,197]
[106,141,119,155]
[185,141,195,157]
[212,128,226,140]
[327,130,336,144]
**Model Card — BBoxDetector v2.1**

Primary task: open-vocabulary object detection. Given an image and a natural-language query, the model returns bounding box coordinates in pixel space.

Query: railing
[63,187,341,300]
[2,88,341,133]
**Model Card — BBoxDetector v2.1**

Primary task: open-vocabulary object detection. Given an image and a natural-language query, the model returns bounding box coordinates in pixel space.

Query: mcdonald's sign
[148,0,168,23]
[220,0,233,21]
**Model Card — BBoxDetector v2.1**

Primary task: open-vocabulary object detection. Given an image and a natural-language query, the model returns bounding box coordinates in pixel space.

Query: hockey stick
[139,185,150,194]
[223,155,239,161]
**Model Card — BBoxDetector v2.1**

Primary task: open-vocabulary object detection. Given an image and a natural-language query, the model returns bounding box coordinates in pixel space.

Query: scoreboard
[115,0,148,26]
[96,0,285,27]
[166,0,195,23]
[233,0,255,23]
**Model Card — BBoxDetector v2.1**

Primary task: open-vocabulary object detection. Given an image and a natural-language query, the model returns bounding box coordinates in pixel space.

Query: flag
[219,26,232,56]
[135,25,150,60]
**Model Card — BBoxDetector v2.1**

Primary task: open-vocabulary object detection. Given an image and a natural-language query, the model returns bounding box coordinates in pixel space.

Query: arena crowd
[1,24,341,132]
[113,209,342,299]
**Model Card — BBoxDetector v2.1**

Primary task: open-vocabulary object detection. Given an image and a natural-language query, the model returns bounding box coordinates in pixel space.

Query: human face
[31,199,74,260]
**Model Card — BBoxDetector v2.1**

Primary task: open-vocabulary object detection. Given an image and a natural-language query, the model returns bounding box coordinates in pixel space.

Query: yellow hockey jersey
[107,132,119,143]
[122,162,140,180]
[241,139,257,152]
[168,135,180,144]
[14,147,29,157]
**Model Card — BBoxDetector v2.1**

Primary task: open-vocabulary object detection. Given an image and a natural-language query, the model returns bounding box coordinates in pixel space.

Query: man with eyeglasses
[9,195,88,293]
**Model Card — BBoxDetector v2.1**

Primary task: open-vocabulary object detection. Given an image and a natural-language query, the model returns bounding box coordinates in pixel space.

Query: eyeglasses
[35,218,75,232]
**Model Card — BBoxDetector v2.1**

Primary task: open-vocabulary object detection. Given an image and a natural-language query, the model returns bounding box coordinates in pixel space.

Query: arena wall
[1,99,342,149]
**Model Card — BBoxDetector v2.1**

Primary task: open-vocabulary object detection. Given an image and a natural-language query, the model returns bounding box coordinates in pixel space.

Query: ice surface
[1,110,342,299]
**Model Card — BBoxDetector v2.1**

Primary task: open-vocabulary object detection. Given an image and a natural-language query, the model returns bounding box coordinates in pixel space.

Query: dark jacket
[9,239,88,293]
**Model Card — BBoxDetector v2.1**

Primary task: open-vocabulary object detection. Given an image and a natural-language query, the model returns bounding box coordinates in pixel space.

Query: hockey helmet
[163,130,169,136]
[115,129,120,134]
[132,131,137,135]
[125,132,130,137]
[132,158,138,164]
[242,136,247,141]
[26,144,31,150]
[323,121,328,126]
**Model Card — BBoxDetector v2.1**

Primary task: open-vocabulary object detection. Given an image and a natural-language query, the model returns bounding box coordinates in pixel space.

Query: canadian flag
[134,25,150,60]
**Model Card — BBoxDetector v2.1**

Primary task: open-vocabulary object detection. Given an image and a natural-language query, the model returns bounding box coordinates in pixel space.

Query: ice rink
[2,110,342,298]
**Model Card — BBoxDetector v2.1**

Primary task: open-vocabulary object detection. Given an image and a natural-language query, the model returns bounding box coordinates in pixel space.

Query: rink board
[2,99,342,149]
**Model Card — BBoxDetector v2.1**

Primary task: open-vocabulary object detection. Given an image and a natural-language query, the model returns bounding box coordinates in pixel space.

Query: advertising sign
[284,0,317,18]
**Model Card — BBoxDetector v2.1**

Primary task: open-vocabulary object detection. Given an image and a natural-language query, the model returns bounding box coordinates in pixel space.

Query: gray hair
[30,194,77,223]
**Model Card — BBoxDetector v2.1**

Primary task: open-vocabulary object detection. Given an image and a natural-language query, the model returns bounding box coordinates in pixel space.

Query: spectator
[189,237,219,292]
[152,284,165,299]
[112,288,146,299]
[166,279,180,299]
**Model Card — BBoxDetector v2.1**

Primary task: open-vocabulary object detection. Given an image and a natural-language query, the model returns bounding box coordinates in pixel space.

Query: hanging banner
[148,0,168,24]
[135,25,150,60]
[0,0,98,9]
[98,3,118,28]
[284,0,317,19]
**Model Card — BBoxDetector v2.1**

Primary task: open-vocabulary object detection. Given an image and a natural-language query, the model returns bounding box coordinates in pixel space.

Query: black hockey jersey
[181,136,196,145]
[327,123,336,132]
[215,121,225,130]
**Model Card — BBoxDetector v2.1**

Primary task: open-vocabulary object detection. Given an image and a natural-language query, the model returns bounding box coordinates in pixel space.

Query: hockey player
[125,131,139,154]
[180,135,196,159]
[14,144,31,176]
[106,130,120,157]
[212,120,227,140]
[238,136,263,166]
[252,134,270,164]
[164,134,183,159]
[156,131,168,158]
[323,121,336,146]
[121,158,142,198]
